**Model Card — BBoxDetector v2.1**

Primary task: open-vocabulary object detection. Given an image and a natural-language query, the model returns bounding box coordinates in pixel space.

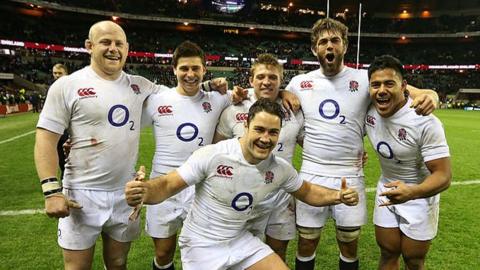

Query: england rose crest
[130,84,141,95]
[264,171,274,184]
[349,80,359,92]
[202,102,212,113]
[398,128,407,141]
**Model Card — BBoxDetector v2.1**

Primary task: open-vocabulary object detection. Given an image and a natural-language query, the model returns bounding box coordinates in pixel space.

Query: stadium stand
[1,0,479,110]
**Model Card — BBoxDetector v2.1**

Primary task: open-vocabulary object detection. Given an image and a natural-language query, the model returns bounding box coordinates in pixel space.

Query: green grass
[0,110,479,269]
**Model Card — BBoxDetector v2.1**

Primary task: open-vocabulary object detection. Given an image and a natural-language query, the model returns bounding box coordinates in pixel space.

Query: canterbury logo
[235,113,248,122]
[216,165,233,177]
[300,80,313,89]
[157,105,173,114]
[77,88,96,97]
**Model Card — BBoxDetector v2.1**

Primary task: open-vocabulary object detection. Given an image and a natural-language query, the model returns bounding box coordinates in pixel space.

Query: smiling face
[241,111,281,164]
[369,68,408,118]
[85,21,128,80]
[174,56,206,96]
[250,64,282,101]
[312,30,347,76]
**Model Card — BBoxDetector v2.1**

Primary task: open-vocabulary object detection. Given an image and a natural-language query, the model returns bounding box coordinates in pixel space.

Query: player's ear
[85,39,93,54]
[311,46,317,57]
[172,65,177,76]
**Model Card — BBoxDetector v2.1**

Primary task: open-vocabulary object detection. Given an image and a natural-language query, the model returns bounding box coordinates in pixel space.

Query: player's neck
[90,64,122,81]
[321,63,345,77]
[176,85,199,96]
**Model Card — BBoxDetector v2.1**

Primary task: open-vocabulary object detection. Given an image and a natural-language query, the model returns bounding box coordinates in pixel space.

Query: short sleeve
[37,76,71,134]
[176,145,214,186]
[420,117,450,162]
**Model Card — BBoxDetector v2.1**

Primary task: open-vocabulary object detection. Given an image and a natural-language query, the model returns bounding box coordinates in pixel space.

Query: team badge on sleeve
[202,101,212,113]
[264,171,274,184]
[398,128,407,141]
[349,80,359,92]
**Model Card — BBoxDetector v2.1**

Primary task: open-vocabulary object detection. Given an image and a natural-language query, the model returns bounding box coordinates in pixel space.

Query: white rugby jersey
[37,66,157,190]
[215,95,304,163]
[286,67,370,177]
[142,87,231,175]
[365,98,450,184]
[177,138,303,242]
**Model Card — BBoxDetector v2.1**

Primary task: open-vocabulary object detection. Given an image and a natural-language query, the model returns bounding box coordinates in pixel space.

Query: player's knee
[336,226,361,243]
[104,255,127,269]
[154,248,175,262]
[404,256,425,270]
[297,226,322,240]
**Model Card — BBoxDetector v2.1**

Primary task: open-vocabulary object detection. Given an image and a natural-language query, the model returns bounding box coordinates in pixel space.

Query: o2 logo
[231,192,253,211]
[376,141,393,159]
[108,104,135,130]
[318,99,346,124]
[176,122,204,146]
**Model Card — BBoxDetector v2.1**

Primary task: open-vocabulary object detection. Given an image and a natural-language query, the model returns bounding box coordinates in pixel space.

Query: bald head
[88,21,127,43]
[85,20,129,80]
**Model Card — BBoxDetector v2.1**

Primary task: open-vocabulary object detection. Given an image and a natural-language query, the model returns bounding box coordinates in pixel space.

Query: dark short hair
[368,55,405,80]
[172,41,205,68]
[311,18,349,50]
[247,98,284,127]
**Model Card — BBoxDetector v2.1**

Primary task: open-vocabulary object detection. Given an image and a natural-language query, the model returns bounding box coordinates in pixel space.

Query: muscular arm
[291,181,341,207]
[411,157,451,199]
[34,128,61,179]
[292,179,358,207]
[380,157,451,205]
[126,170,188,206]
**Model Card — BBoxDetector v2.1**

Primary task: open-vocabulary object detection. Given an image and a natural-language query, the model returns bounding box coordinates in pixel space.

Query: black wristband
[41,177,58,185]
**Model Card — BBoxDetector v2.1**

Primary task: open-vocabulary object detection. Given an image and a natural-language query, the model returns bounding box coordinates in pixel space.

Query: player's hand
[339,177,358,206]
[125,166,148,207]
[231,85,248,104]
[356,151,368,168]
[279,90,301,112]
[379,180,415,206]
[411,94,436,116]
[128,166,146,220]
[210,77,228,94]
[63,138,71,158]
[45,193,82,218]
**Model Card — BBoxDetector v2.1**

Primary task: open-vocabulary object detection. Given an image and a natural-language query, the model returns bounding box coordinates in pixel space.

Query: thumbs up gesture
[128,165,146,221]
[339,177,359,206]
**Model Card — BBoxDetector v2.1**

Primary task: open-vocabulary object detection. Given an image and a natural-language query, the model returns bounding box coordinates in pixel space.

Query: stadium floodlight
[212,0,245,13]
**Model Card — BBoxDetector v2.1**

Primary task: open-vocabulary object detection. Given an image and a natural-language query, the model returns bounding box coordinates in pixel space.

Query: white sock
[153,258,173,269]
[339,253,358,263]
[296,252,316,262]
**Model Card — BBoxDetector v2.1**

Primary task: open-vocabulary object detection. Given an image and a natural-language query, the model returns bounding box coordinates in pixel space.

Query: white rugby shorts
[296,172,367,228]
[145,185,195,238]
[374,181,440,241]
[179,229,273,270]
[58,188,140,250]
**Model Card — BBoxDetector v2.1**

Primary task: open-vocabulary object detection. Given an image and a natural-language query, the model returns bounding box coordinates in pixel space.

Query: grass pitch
[0,109,479,269]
